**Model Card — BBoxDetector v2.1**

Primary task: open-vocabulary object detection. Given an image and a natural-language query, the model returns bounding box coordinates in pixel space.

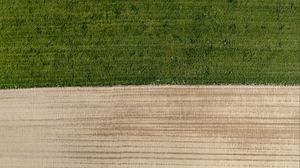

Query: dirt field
[0,86,299,168]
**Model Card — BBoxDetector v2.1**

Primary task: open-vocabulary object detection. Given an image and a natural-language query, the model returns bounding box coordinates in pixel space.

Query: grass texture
[0,0,299,88]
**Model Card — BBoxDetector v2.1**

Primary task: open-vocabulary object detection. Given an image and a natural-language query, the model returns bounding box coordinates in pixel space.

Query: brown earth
[0,86,299,168]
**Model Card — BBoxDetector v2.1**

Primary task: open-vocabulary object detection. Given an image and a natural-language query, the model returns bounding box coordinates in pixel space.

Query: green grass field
[0,0,299,88]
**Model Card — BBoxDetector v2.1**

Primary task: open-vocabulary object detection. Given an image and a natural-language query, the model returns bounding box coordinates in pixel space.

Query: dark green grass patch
[0,0,299,88]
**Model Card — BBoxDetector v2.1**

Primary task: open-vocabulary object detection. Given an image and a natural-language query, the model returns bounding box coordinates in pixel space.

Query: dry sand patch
[0,86,299,168]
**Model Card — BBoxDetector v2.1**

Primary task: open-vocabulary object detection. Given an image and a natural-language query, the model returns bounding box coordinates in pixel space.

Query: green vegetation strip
[0,0,299,88]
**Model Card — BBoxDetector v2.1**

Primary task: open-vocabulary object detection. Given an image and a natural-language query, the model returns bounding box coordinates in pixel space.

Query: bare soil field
[0,86,299,168]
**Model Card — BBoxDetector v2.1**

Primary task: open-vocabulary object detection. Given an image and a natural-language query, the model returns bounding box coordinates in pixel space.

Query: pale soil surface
[0,86,299,168]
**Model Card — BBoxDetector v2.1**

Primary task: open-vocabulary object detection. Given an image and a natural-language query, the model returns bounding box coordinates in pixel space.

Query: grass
[0,0,299,88]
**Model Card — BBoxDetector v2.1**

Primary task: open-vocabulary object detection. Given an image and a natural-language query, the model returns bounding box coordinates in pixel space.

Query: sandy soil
[0,86,299,168]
